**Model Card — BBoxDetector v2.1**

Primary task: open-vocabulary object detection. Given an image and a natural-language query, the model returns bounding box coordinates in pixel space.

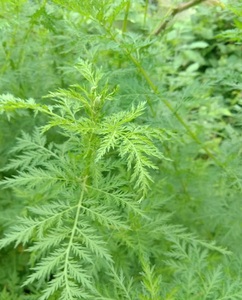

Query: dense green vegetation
[0,0,242,299]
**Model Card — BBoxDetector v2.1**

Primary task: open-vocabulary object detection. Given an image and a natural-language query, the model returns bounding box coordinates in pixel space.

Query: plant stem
[122,0,131,35]
[153,0,207,35]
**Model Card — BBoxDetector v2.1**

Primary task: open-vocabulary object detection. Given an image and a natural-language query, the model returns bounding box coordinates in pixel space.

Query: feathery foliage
[0,0,242,299]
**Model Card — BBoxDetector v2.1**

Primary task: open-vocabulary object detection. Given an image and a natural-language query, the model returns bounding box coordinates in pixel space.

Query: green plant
[0,61,167,298]
[1,0,242,299]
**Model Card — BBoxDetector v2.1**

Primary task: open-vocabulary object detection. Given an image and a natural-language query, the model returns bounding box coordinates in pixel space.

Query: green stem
[143,0,149,27]
[64,177,87,289]
[122,0,131,35]
[121,46,224,167]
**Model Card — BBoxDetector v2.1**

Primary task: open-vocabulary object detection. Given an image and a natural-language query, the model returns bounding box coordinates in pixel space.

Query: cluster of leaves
[0,0,242,299]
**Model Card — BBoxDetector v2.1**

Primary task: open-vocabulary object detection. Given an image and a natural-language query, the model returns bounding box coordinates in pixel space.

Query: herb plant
[0,0,242,299]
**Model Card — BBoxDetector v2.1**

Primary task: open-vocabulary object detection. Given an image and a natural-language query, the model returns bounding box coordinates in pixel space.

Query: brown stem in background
[153,0,207,35]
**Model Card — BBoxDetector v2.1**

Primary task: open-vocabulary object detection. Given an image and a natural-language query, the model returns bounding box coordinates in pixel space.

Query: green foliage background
[0,0,242,299]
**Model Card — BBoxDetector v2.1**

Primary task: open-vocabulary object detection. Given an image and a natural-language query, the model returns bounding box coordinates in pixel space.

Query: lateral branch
[153,0,207,35]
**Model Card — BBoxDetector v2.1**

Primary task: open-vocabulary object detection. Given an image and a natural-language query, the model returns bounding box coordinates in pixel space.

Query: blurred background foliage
[0,0,242,298]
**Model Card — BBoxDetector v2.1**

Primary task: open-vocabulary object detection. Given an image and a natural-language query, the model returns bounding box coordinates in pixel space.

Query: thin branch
[122,0,131,35]
[153,0,207,35]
